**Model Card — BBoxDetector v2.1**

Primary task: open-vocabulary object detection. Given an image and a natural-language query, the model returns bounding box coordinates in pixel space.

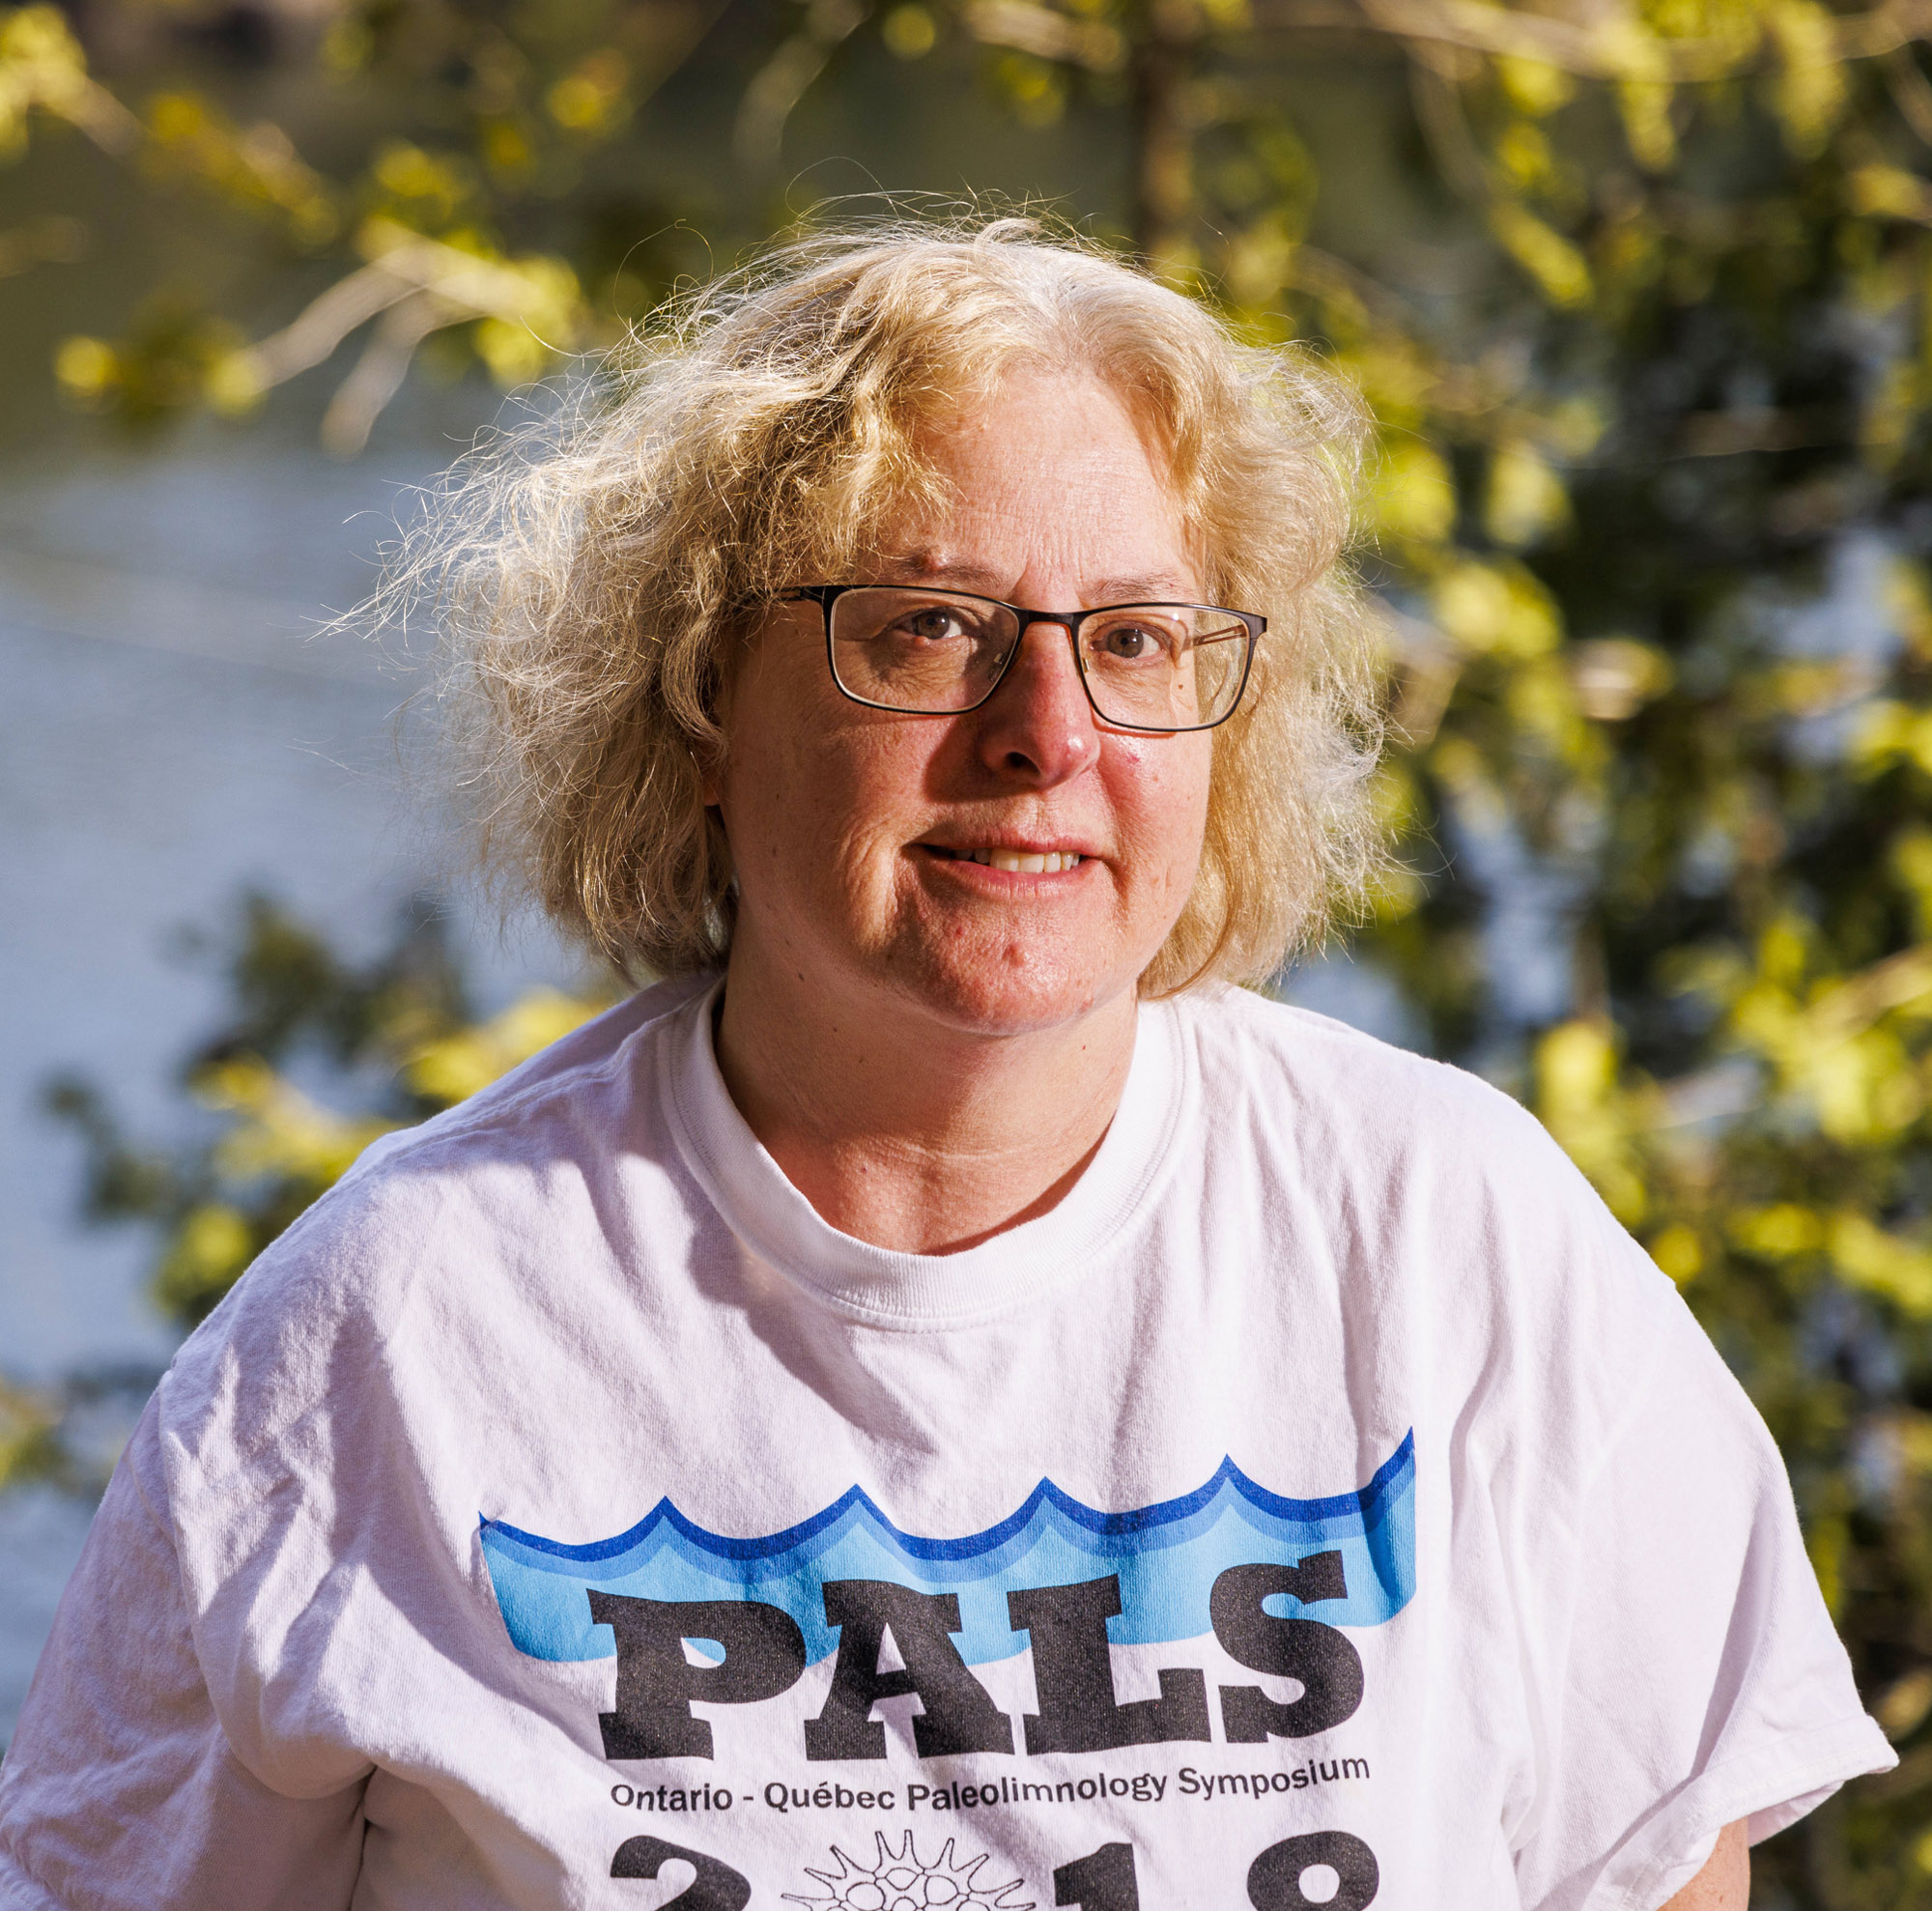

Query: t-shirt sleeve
[1510,1281,1895,1911]
[0,1396,369,1911]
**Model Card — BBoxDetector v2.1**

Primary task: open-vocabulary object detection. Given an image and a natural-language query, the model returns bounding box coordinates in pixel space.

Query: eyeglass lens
[826,587,1250,731]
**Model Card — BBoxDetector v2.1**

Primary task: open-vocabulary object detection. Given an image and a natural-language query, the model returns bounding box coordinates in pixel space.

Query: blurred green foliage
[16,0,1932,1894]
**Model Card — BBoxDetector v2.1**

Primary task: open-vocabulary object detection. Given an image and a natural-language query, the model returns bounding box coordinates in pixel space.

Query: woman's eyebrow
[873,556,1198,602]
[1091,574,1196,603]
[873,555,1002,588]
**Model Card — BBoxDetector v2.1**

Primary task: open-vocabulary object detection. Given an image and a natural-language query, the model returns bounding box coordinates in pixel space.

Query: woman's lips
[923,845,1086,873]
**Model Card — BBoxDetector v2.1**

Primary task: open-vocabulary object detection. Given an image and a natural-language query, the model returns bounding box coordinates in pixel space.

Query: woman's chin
[886,934,1136,1039]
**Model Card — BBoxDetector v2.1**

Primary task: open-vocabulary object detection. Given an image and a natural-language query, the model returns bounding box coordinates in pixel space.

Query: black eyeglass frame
[778,585,1266,735]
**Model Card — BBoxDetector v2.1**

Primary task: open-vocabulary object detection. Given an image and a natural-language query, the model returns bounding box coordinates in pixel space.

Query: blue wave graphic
[481,1435,1415,1667]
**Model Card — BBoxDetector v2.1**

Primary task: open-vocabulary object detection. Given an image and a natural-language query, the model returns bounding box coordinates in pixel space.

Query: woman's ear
[698,610,762,809]
[694,731,725,810]
[695,640,741,812]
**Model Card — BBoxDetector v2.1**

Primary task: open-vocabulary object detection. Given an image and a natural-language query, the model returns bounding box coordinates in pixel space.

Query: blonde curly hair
[399,214,1384,993]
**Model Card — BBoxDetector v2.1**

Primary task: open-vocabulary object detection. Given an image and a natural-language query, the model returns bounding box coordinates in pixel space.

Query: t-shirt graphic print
[0,977,1895,1911]
[479,1438,1416,1906]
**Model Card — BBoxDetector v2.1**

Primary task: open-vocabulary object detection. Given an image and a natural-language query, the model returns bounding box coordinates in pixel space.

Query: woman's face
[713,368,1216,1038]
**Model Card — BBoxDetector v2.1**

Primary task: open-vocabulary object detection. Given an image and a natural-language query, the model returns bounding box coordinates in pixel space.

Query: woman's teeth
[964,848,1082,873]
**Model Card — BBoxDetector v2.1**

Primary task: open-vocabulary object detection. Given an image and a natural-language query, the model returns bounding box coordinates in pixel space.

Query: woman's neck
[711,951,1138,1255]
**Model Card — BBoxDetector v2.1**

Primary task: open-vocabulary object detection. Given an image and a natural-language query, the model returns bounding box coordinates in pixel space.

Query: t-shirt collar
[658,976,1191,1329]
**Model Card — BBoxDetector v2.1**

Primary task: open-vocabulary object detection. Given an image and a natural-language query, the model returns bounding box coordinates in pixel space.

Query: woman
[0,221,1892,1911]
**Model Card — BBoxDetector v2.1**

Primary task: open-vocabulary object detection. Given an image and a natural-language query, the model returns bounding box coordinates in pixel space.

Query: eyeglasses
[779,585,1264,734]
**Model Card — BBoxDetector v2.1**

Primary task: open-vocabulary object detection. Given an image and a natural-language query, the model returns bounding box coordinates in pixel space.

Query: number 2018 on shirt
[609,1831,1381,1909]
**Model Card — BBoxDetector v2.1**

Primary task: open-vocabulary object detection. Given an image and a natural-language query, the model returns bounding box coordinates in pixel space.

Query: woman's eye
[896,610,965,642]
[1094,622,1169,661]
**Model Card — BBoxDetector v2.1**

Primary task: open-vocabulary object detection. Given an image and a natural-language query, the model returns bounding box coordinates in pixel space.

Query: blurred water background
[0,416,582,1732]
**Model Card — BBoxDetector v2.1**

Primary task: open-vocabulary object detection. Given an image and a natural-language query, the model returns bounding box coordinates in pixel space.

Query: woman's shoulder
[1170,981,1556,1159]
[344,970,713,1183]
[153,975,714,1441]
[1164,991,1715,1510]
[1164,983,1666,1339]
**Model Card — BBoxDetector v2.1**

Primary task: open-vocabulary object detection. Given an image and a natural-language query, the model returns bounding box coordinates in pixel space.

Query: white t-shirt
[0,978,1893,1911]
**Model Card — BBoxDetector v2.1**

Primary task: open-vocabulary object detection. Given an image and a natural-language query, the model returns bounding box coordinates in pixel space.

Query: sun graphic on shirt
[783,1831,1036,1911]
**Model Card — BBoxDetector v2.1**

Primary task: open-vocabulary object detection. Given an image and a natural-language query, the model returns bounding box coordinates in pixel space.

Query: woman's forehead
[875,377,1186,530]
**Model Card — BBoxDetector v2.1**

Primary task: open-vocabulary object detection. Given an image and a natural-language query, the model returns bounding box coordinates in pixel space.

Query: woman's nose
[972,624,1101,786]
